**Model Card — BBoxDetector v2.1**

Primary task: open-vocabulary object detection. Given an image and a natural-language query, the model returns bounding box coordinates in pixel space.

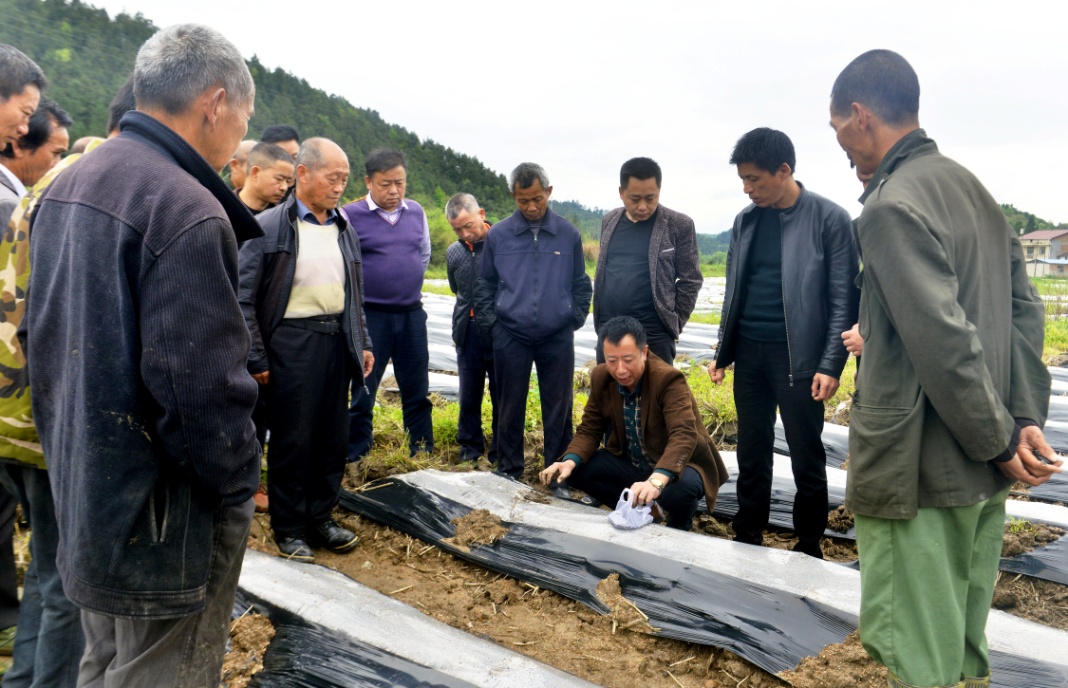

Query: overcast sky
[93,0,1068,233]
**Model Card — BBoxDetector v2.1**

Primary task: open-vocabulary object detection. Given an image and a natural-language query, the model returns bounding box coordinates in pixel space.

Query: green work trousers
[855,487,1007,688]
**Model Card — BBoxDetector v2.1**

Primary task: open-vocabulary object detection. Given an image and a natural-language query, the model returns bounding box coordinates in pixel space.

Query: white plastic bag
[608,488,653,530]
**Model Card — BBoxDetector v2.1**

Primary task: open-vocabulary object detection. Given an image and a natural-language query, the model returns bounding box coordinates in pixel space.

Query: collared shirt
[619,379,651,470]
[295,198,338,226]
[0,164,27,200]
[365,193,432,270]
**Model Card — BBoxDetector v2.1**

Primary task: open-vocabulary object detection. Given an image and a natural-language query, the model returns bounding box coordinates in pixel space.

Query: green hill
[0,0,520,266]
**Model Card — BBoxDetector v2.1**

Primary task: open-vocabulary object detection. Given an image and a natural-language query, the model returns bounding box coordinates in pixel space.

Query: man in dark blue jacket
[708,128,858,559]
[25,24,262,687]
[474,163,592,479]
[445,192,498,465]
[239,138,374,563]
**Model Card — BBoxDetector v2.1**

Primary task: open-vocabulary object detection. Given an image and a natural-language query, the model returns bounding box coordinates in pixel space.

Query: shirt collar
[365,194,409,213]
[617,378,642,398]
[295,198,337,225]
[0,164,26,199]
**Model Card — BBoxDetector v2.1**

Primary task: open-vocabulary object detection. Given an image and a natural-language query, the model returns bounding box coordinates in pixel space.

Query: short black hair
[365,148,406,176]
[831,49,920,127]
[107,74,136,135]
[0,44,47,100]
[599,316,647,351]
[729,127,796,175]
[248,141,293,170]
[620,157,661,188]
[260,124,300,144]
[0,97,71,158]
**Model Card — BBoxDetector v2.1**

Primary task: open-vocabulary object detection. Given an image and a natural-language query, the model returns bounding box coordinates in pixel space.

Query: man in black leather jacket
[708,127,858,558]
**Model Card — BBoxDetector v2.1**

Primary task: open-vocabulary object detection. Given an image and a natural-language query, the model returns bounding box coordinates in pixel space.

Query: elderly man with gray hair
[445,193,498,465]
[239,137,373,564]
[474,163,592,480]
[25,24,262,686]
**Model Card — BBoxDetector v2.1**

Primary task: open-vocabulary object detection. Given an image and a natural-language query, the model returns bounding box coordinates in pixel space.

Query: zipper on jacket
[532,231,539,324]
[779,212,794,386]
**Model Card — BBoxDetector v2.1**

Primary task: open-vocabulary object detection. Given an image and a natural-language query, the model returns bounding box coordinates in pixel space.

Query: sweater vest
[342,199,425,309]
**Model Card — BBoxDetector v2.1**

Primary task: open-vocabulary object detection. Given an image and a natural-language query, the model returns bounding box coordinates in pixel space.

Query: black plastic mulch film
[231,591,476,688]
[338,483,1068,686]
[765,410,1068,586]
[339,482,854,677]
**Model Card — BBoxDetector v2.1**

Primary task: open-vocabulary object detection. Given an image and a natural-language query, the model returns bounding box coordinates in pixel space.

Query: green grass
[687,311,720,326]
[424,266,449,281]
[701,263,726,278]
[422,283,455,297]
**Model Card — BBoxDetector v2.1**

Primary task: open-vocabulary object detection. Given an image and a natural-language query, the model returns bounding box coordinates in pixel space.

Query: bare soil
[221,612,275,688]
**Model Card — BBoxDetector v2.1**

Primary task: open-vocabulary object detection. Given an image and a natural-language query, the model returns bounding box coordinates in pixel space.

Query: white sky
[93,0,1068,233]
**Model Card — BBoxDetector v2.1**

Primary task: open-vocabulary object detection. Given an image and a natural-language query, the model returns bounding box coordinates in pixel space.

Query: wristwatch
[649,476,666,491]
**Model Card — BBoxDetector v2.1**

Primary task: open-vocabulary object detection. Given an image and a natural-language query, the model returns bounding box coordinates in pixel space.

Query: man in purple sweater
[343,148,434,459]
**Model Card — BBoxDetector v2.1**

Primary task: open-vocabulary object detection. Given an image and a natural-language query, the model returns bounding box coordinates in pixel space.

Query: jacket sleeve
[140,219,260,505]
[446,246,459,295]
[237,234,269,374]
[817,206,860,378]
[566,369,609,461]
[859,200,1015,462]
[1006,233,1050,425]
[652,372,700,476]
[672,215,704,330]
[571,232,592,331]
[351,234,373,352]
[473,234,498,340]
[714,216,741,366]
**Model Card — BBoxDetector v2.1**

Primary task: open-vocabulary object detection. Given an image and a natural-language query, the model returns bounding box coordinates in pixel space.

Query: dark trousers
[567,449,705,530]
[0,480,16,630]
[0,464,84,687]
[348,307,434,459]
[78,499,253,688]
[266,320,351,540]
[732,336,828,549]
[492,325,574,478]
[596,331,676,365]
[457,321,498,463]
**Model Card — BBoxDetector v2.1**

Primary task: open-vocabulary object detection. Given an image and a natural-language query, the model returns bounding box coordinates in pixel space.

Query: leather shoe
[310,519,359,553]
[275,537,314,563]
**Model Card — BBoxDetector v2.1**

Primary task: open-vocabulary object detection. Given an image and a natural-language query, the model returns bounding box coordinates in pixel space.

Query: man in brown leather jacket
[541,316,728,530]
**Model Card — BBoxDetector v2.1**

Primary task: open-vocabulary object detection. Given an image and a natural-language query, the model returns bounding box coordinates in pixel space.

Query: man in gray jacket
[830,49,1060,688]
[594,157,703,364]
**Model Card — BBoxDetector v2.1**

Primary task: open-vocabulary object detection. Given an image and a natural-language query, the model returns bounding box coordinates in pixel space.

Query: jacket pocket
[846,400,924,519]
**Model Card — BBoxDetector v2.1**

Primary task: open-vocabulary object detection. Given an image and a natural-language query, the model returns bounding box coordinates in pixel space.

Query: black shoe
[579,494,601,507]
[310,519,359,553]
[550,483,572,500]
[792,540,824,559]
[276,537,314,563]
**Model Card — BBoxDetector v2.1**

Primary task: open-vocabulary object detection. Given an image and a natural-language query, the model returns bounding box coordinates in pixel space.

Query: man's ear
[203,87,226,128]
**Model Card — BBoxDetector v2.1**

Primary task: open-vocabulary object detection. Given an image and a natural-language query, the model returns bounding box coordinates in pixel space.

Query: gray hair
[509,162,549,191]
[134,24,254,115]
[445,193,480,221]
[295,137,346,172]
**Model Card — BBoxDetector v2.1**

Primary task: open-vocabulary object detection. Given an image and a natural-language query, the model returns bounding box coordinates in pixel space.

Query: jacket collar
[739,181,810,224]
[860,128,936,204]
[118,111,264,243]
[510,208,559,235]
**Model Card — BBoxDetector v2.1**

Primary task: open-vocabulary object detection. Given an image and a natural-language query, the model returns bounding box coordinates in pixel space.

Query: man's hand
[997,425,1063,486]
[252,370,269,385]
[539,459,576,486]
[811,373,839,401]
[362,351,374,379]
[629,479,662,506]
[708,365,725,385]
[842,323,864,356]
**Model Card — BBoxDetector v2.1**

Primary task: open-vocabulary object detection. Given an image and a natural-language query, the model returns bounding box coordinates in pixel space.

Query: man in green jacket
[829,49,1061,688]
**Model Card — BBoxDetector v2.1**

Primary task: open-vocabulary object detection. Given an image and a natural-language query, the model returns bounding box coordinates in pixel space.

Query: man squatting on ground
[239,138,373,564]
[709,127,858,559]
[446,193,499,465]
[593,157,703,364]
[344,148,435,460]
[829,49,1061,688]
[474,162,593,480]
[541,316,729,529]
[26,24,264,686]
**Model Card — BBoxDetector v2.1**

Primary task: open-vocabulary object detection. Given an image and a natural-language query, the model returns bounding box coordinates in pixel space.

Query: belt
[280,315,341,334]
